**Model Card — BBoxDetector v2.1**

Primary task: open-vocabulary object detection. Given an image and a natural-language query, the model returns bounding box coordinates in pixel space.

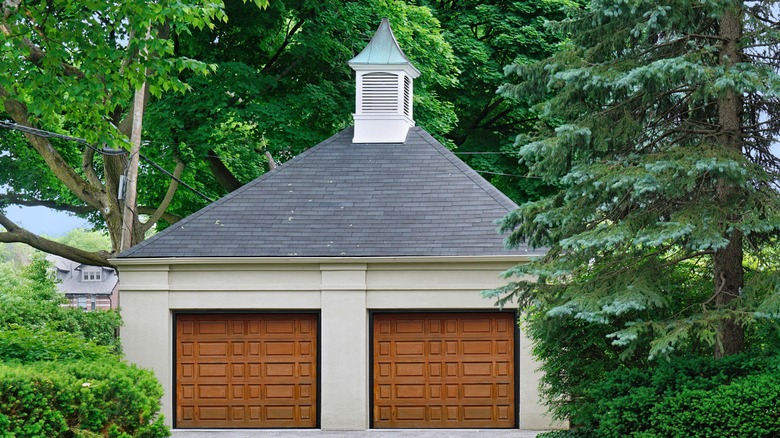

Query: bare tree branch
[0,213,112,267]
[140,158,185,233]
[0,193,93,215]
[1,87,106,209]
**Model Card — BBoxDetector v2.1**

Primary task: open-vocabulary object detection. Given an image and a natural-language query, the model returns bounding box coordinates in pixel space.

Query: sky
[4,205,90,236]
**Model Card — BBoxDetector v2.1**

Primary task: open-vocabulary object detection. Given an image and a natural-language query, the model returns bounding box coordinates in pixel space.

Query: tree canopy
[421,0,574,203]
[140,0,460,221]
[492,0,780,359]
[0,0,250,265]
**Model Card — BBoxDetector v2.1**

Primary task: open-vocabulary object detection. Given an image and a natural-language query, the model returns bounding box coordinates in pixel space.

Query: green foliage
[0,359,169,437]
[0,254,122,351]
[490,0,780,426]
[589,355,780,438]
[421,0,574,204]
[491,0,780,357]
[538,430,595,438]
[142,0,460,222]
[0,326,111,363]
[52,229,112,253]
[0,251,167,436]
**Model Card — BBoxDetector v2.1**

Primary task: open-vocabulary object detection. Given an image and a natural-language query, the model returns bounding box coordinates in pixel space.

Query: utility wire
[0,119,126,156]
[1,119,540,185]
[454,151,513,155]
[0,119,214,202]
[475,170,543,179]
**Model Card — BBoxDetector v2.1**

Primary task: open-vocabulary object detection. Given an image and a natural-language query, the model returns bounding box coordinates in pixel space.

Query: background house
[115,19,560,431]
[47,254,118,310]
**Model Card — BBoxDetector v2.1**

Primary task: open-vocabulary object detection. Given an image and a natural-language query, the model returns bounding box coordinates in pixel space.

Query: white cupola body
[349,18,421,143]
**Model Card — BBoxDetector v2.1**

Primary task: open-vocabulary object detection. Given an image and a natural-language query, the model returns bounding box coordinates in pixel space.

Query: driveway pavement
[173,429,547,437]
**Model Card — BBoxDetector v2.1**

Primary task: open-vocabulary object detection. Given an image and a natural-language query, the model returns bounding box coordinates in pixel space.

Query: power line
[0,119,214,202]
[1,119,541,188]
[454,151,513,155]
[475,170,543,179]
[0,119,126,156]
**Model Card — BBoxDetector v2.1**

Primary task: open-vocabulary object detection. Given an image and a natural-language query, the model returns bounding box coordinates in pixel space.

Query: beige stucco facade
[115,255,561,430]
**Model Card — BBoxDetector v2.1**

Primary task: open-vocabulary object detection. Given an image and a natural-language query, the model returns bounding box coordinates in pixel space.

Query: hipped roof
[120,127,539,258]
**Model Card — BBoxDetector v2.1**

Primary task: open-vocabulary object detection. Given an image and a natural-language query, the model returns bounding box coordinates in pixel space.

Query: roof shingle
[120,127,538,258]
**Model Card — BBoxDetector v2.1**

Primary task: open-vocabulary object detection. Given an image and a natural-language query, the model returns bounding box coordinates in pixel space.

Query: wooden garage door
[176,313,317,428]
[373,312,515,428]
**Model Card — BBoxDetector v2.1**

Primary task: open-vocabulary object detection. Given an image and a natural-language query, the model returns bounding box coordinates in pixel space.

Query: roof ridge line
[415,129,518,213]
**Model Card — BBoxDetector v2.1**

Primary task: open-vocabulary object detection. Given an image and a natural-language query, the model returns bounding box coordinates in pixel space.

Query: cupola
[349,18,420,143]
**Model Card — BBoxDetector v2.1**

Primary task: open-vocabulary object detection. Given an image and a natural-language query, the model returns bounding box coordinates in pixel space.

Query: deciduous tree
[0,0,250,266]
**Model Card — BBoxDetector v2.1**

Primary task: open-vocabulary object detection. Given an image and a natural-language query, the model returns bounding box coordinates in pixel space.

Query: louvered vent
[362,72,398,113]
[403,75,411,117]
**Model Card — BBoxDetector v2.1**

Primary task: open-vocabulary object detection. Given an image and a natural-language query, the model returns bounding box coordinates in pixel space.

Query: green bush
[651,374,780,438]
[0,359,170,437]
[0,326,111,363]
[0,255,122,351]
[591,355,780,437]
[0,254,167,437]
[538,430,596,438]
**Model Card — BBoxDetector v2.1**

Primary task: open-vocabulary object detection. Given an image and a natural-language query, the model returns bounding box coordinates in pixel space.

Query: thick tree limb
[0,213,112,267]
[0,194,93,215]
[206,150,242,192]
[140,158,185,233]
[82,145,104,188]
[137,207,182,224]
[1,88,106,209]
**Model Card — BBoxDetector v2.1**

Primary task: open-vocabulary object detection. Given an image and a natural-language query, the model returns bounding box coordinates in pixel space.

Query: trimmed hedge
[590,355,780,438]
[0,359,169,438]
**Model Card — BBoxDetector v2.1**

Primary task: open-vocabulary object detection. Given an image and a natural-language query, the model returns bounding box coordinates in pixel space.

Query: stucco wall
[115,256,562,430]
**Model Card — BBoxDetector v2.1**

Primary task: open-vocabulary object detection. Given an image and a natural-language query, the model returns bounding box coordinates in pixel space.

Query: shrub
[651,374,780,438]
[538,430,596,438]
[591,355,780,437]
[0,326,111,363]
[0,256,122,351]
[0,359,170,437]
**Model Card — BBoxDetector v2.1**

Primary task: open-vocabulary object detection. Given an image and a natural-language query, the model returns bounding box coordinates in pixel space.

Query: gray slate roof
[47,255,119,295]
[120,127,539,258]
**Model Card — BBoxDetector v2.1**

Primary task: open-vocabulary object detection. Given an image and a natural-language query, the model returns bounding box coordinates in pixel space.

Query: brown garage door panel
[373,313,515,428]
[176,314,317,428]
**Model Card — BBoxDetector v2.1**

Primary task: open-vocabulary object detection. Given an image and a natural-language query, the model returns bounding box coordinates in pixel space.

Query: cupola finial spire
[349,19,420,143]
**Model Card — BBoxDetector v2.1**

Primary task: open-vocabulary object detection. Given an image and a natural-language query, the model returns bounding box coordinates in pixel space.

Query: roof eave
[111,254,543,267]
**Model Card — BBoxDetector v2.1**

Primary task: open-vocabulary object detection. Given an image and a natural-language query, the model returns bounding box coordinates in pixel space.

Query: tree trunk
[120,82,147,252]
[713,4,744,358]
[713,229,744,357]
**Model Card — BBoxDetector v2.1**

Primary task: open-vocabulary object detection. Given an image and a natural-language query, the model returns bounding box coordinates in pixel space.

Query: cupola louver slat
[362,73,398,113]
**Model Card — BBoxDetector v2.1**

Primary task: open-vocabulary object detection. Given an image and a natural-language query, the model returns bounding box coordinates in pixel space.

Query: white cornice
[110,254,540,266]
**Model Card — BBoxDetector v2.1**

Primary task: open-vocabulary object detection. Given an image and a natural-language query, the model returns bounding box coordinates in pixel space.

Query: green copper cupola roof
[349,18,421,77]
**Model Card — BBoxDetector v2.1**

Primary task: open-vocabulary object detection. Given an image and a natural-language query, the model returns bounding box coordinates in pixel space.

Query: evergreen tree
[493,0,780,358]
